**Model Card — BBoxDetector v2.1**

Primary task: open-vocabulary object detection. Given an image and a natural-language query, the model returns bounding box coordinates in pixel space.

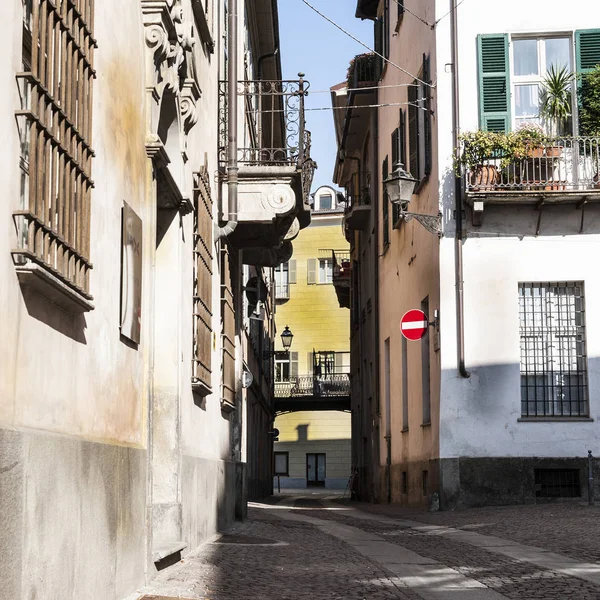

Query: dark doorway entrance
[306,453,326,487]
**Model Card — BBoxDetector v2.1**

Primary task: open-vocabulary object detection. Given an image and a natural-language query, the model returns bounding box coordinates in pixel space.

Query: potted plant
[506,125,550,189]
[457,130,505,190]
[539,64,573,155]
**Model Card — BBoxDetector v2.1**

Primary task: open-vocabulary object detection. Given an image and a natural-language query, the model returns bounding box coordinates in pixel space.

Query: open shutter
[576,29,600,75]
[291,352,299,378]
[391,128,399,168]
[407,83,420,178]
[477,34,510,132]
[289,259,297,284]
[399,109,406,168]
[307,352,313,375]
[307,259,317,284]
[382,156,390,246]
[422,53,432,177]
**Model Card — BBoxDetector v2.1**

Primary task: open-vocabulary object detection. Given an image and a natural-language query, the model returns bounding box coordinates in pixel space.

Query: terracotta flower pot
[468,165,499,191]
[527,147,544,159]
[545,146,563,158]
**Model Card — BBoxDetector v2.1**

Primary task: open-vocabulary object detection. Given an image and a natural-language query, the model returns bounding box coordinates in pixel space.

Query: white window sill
[517,417,594,423]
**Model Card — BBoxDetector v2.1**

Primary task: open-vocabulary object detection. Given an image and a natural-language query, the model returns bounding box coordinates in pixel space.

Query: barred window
[221,246,236,407]
[192,168,213,392]
[15,0,96,303]
[519,282,589,418]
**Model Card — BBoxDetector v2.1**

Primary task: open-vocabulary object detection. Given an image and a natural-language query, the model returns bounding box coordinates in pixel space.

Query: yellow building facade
[273,186,352,489]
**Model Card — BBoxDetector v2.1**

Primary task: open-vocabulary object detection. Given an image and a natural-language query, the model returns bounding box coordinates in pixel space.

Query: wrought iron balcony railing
[345,171,371,210]
[219,76,312,168]
[274,374,351,398]
[332,250,351,283]
[464,136,600,194]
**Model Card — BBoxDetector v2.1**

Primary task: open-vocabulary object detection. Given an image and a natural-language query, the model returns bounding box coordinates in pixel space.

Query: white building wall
[435,0,600,461]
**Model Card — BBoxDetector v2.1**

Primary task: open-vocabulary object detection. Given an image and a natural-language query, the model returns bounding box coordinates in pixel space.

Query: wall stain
[0,461,18,474]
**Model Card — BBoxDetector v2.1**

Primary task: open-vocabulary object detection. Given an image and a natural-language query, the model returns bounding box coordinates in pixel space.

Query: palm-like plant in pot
[540,65,573,155]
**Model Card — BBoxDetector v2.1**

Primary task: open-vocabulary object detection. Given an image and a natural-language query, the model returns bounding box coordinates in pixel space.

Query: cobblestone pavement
[137,506,422,600]
[350,500,600,564]
[298,505,600,600]
[135,497,600,600]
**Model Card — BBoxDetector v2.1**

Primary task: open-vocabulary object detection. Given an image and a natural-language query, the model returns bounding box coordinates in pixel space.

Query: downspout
[216,0,238,240]
[450,0,470,378]
[257,48,279,81]
[373,91,384,504]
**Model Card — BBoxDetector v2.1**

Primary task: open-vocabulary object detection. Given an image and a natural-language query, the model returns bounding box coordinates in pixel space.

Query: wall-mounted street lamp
[263,325,294,358]
[384,163,442,237]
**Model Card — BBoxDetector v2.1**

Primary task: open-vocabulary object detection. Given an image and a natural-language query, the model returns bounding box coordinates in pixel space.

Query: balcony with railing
[344,170,372,231]
[218,75,315,255]
[331,249,351,309]
[348,53,379,89]
[463,136,600,203]
[274,373,351,412]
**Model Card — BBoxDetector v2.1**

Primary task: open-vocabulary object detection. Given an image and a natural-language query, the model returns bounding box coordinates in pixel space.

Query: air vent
[534,468,581,498]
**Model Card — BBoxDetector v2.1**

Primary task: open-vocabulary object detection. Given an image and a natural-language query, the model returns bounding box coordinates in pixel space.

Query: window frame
[518,281,589,419]
[318,258,333,284]
[274,452,289,476]
[509,34,576,134]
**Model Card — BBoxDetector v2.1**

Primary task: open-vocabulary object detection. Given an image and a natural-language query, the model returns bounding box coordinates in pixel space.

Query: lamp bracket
[392,205,443,237]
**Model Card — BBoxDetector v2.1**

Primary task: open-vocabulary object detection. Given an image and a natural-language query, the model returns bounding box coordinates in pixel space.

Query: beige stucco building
[0,1,313,598]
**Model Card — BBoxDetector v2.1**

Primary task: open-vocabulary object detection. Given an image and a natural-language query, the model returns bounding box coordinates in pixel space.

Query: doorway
[306,453,326,487]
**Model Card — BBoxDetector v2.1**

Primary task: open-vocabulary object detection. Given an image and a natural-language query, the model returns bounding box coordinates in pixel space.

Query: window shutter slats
[307,352,313,375]
[422,53,432,177]
[291,352,299,378]
[307,259,317,284]
[399,109,406,168]
[407,83,420,178]
[382,156,390,247]
[477,34,510,132]
[289,259,297,284]
[576,29,600,73]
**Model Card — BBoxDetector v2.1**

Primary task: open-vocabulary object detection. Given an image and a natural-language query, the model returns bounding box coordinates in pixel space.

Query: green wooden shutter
[288,259,296,284]
[477,34,510,132]
[307,259,316,284]
[576,29,600,74]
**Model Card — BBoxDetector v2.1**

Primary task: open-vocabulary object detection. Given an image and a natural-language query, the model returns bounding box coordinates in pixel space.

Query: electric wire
[310,82,419,94]
[390,0,468,28]
[306,99,428,111]
[301,0,435,89]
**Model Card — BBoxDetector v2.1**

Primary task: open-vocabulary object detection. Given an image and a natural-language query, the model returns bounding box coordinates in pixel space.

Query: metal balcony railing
[275,282,290,300]
[274,374,351,399]
[219,77,312,167]
[345,171,371,210]
[348,53,378,89]
[464,136,600,194]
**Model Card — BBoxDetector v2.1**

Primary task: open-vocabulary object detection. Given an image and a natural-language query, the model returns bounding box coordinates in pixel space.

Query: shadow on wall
[20,286,87,344]
[297,424,309,441]
[439,167,600,239]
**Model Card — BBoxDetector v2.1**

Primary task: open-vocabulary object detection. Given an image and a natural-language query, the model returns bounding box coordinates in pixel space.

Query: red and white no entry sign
[400,309,429,341]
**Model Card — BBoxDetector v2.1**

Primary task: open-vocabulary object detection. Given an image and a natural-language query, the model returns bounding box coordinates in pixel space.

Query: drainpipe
[216,0,238,240]
[257,48,279,81]
[450,0,470,378]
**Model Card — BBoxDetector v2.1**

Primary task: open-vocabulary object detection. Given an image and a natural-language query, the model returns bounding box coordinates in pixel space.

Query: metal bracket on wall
[396,210,443,237]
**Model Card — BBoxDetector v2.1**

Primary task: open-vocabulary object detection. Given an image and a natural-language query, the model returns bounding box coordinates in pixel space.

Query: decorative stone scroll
[141,0,201,163]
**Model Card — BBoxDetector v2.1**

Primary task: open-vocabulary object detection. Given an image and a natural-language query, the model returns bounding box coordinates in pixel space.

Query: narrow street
[135,496,600,600]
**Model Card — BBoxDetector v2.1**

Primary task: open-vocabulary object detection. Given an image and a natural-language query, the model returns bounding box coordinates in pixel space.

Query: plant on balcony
[579,65,600,137]
[539,65,573,149]
[456,130,506,190]
[507,123,548,159]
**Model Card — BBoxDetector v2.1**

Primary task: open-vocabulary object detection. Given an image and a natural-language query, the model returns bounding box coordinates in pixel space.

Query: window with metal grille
[519,282,589,418]
[221,246,236,407]
[15,0,96,301]
[192,168,214,392]
[535,468,581,498]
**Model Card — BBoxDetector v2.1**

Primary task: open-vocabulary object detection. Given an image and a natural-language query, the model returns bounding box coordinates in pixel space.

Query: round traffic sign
[400,309,429,341]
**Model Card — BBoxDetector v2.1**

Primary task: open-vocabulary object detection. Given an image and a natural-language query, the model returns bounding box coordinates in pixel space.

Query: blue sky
[278,0,373,192]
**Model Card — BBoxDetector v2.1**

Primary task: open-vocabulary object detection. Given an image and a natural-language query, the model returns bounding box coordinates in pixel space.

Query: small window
[318,258,333,284]
[274,452,289,476]
[317,193,333,211]
[535,468,580,498]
